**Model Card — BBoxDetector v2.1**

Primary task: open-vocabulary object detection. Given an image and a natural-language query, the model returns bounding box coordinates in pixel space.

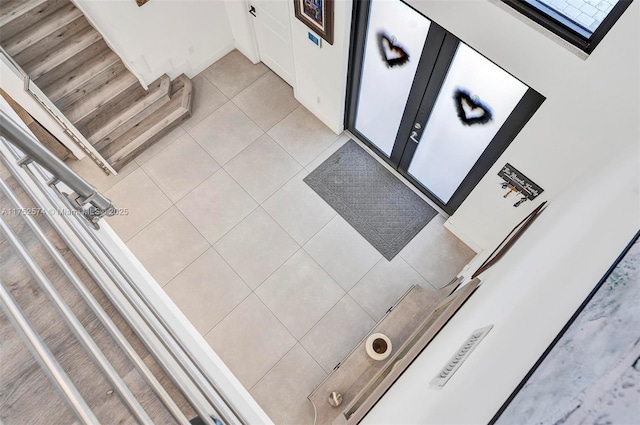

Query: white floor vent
[430,325,493,388]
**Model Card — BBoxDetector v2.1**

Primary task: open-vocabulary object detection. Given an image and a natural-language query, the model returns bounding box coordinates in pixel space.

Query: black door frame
[344,0,447,169]
[345,0,545,215]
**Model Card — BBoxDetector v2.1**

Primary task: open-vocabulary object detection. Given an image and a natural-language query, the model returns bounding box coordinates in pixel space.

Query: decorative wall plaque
[498,163,543,200]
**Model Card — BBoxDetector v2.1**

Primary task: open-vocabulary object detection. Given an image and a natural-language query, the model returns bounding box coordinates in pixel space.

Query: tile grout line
[246,342,301,393]
[229,71,300,135]
[345,256,388,324]
[133,127,186,167]
[201,289,254,340]
[222,147,300,210]
[177,173,260,247]
[303,134,351,174]
[157,207,214,287]
[187,102,266,168]
[140,134,221,205]
[251,245,344,326]
[397,250,440,292]
[198,51,268,96]
[245,233,300,292]
[248,341,329,398]
[297,343,330,381]
[297,292,376,375]
[180,75,230,132]
[301,214,383,290]
[203,204,300,295]
[108,167,173,244]
[264,104,311,170]
[298,293,351,373]
[243,292,300,389]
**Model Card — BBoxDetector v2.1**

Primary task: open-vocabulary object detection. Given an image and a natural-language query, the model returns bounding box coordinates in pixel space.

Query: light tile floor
[68,50,476,425]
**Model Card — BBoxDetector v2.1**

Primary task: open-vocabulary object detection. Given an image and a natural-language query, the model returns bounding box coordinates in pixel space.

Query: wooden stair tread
[33,38,109,89]
[12,16,90,70]
[43,49,120,102]
[22,26,102,81]
[0,0,26,21]
[90,74,171,149]
[2,0,194,172]
[72,76,146,135]
[3,2,83,57]
[102,75,192,170]
[0,0,67,41]
[61,68,138,125]
[54,60,127,111]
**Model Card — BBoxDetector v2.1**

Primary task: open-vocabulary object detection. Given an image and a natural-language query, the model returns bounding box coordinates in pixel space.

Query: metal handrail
[0,109,116,223]
[0,108,256,424]
[42,178,228,425]
[0,176,190,425]
[0,279,99,425]
[55,195,239,424]
[0,45,117,175]
[0,138,225,425]
[0,213,154,424]
[0,46,260,425]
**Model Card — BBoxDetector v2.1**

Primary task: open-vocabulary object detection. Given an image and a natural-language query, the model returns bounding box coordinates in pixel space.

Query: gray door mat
[304,140,438,260]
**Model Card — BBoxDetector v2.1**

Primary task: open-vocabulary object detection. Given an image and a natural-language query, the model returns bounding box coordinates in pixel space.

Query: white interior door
[249,0,295,86]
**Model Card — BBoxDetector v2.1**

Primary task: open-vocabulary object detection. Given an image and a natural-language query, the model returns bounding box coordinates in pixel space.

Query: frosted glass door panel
[407,44,527,203]
[354,0,431,157]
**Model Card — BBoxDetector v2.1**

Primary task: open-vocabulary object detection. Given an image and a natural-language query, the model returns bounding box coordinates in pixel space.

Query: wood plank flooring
[0,162,196,424]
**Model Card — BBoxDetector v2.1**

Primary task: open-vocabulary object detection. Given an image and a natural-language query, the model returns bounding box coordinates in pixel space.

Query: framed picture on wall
[294,0,334,45]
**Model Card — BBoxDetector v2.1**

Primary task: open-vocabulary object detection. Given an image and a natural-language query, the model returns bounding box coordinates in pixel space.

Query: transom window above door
[500,0,633,54]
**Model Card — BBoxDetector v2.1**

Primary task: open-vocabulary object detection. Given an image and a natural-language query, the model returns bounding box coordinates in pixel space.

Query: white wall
[360,1,640,423]
[422,0,640,252]
[0,59,85,159]
[289,0,352,133]
[363,133,639,425]
[222,0,351,133]
[74,0,235,86]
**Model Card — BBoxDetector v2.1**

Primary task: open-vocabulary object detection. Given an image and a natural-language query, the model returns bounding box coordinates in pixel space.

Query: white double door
[349,0,544,214]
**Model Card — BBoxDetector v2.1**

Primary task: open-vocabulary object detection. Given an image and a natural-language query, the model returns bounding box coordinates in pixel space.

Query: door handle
[409,122,422,144]
[249,5,256,16]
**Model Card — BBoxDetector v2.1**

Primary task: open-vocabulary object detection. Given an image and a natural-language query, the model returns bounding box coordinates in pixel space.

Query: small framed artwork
[294,0,334,45]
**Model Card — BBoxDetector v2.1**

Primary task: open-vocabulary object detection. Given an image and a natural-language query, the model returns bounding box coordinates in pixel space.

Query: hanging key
[514,196,528,207]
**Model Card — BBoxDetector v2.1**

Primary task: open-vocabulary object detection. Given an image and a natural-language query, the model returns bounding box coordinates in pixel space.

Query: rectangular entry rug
[304,140,438,260]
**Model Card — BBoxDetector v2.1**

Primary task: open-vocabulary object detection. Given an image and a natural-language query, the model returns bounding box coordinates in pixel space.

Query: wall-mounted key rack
[498,163,543,207]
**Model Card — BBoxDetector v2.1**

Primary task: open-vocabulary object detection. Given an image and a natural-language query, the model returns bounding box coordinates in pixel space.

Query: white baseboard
[295,95,343,134]
[182,42,236,79]
[235,43,260,64]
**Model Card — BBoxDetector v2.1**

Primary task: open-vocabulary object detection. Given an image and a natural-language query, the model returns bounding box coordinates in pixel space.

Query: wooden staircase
[0,0,192,171]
